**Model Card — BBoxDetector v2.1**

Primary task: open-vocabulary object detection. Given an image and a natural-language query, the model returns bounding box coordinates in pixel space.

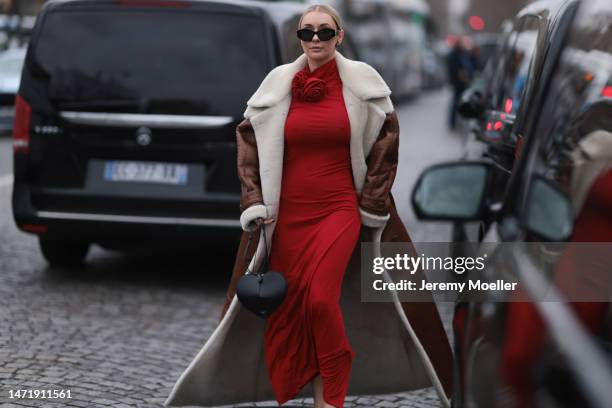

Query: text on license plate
[104,161,188,185]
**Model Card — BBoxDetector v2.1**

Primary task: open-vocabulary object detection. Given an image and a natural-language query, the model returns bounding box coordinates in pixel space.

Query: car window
[491,15,542,115]
[30,8,271,115]
[526,3,612,219]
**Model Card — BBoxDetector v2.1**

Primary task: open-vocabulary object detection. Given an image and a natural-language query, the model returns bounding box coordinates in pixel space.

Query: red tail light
[504,98,513,114]
[13,94,31,154]
[602,86,612,98]
[20,224,48,234]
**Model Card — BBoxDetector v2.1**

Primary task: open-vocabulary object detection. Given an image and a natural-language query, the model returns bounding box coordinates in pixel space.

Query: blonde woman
[165,4,452,408]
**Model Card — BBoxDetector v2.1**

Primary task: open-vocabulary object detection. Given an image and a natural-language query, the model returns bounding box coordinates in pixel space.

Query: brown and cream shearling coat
[164,50,453,408]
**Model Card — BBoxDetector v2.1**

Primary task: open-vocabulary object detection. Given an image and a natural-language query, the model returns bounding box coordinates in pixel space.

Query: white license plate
[104,161,188,185]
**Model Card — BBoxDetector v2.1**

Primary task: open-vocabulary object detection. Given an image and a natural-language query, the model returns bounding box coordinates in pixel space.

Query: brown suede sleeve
[236,118,264,211]
[359,111,400,216]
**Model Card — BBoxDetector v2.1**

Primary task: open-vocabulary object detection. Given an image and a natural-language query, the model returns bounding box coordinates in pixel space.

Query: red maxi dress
[265,57,361,408]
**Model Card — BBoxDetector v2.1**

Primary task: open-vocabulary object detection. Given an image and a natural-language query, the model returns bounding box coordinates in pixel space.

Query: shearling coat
[164,51,453,408]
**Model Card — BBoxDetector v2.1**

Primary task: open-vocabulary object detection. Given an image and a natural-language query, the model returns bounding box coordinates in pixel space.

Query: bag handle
[242,218,270,275]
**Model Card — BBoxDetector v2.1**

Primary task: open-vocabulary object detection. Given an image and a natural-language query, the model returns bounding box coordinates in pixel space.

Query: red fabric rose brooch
[291,70,327,103]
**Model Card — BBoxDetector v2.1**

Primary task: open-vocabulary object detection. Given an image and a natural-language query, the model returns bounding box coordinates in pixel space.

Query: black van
[11,0,358,267]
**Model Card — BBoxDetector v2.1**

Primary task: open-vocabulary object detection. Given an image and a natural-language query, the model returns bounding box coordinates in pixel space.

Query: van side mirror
[524,176,573,241]
[457,88,485,119]
[412,161,492,221]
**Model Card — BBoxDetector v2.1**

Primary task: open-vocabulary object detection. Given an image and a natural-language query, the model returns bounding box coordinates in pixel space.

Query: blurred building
[426,0,451,37]
[1,0,45,15]
[427,0,533,36]
[427,0,470,37]
[464,0,532,33]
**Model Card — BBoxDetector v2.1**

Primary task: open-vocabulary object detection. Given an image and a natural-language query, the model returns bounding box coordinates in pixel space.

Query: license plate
[104,161,188,185]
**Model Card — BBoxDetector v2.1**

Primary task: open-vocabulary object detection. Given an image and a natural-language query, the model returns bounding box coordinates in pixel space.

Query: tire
[38,237,90,268]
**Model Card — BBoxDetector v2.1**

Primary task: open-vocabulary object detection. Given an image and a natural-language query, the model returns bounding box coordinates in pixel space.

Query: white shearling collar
[246,50,391,108]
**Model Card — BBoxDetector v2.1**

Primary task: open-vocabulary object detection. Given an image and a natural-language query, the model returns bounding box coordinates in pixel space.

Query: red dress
[264,57,361,408]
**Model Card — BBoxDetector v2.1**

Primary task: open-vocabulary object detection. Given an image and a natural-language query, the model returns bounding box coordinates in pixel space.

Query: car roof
[517,0,574,19]
[41,0,305,26]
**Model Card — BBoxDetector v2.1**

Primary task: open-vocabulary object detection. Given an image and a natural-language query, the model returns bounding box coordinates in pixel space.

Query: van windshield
[31,8,271,116]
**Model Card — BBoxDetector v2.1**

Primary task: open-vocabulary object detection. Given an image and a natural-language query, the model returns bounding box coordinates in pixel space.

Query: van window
[31,9,271,115]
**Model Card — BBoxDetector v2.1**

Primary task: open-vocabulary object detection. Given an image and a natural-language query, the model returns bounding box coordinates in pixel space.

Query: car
[0,47,26,135]
[454,0,580,245]
[421,46,447,90]
[11,0,358,267]
[0,14,35,50]
[412,0,612,406]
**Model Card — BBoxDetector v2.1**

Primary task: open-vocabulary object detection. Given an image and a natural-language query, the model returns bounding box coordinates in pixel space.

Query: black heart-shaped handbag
[236,221,287,319]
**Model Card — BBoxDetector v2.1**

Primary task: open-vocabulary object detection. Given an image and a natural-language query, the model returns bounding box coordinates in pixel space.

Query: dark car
[413,0,612,406]
[454,0,579,244]
[11,0,357,267]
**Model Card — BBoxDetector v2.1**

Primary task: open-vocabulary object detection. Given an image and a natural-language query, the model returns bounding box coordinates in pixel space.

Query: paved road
[0,88,469,407]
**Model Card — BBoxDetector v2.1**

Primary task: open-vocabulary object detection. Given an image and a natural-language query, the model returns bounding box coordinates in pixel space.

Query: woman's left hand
[254,217,275,227]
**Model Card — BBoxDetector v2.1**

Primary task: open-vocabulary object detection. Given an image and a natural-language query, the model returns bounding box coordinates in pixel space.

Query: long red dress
[264,57,361,408]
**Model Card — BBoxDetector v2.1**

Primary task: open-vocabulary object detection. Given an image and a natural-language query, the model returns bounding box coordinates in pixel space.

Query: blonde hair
[298,4,343,31]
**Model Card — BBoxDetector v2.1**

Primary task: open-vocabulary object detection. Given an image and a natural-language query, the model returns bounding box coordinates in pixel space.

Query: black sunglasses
[296,28,340,42]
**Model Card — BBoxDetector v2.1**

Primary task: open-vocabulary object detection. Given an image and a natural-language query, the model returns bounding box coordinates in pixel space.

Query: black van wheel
[38,237,90,268]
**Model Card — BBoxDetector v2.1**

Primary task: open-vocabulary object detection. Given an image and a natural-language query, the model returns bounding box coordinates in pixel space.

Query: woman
[165,4,452,408]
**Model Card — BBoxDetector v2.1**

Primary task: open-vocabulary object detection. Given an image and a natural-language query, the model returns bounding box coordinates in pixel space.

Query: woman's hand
[254,217,275,227]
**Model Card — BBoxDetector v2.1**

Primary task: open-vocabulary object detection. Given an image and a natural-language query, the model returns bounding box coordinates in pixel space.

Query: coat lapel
[344,86,369,194]
[244,51,390,221]
[248,97,290,243]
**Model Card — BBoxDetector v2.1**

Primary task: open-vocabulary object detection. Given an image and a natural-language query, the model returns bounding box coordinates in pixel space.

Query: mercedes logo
[136,127,152,146]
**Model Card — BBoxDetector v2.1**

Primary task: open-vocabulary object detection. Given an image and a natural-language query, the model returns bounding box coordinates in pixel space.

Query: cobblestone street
[0,89,465,407]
